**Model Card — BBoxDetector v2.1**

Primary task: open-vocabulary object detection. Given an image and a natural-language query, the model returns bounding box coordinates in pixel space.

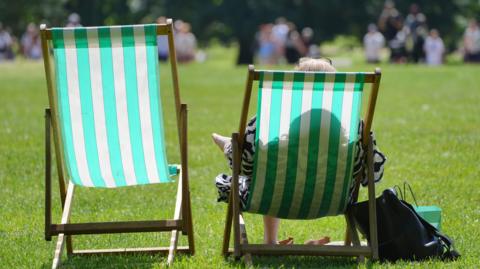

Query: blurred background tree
[1,0,478,64]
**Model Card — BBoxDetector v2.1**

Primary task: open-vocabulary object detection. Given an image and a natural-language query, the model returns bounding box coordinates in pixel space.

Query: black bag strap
[403,182,419,207]
[402,200,460,260]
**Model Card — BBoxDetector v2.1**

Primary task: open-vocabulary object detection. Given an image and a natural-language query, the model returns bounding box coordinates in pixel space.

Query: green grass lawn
[1,47,479,268]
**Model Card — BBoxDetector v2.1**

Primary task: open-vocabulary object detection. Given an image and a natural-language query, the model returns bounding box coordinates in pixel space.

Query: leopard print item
[216,117,386,209]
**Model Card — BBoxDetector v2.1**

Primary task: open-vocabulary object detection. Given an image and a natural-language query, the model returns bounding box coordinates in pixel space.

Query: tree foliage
[1,0,478,63]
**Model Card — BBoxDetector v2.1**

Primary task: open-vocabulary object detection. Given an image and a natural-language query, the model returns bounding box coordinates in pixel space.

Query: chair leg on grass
[167,173,183,266]
[366,139,379,260]
[231,133,242,260]
[52,182,75,269]
[222,195,233,257]
[239,214,252,267]
[346,211,364,263]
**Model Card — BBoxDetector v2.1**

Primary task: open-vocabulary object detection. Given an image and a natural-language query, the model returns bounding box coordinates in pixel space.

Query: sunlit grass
[0,48,479,268]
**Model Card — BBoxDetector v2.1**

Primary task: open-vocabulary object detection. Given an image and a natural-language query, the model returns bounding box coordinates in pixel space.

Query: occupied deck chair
[40,20,194,268]
[222,65,381,264]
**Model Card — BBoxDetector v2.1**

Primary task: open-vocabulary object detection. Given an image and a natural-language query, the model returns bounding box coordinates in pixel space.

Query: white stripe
[63,30,94,187]
[307,73,335,218]
[269,73,293,216]
[328,75,355,214]
[133,26,160,183]
[86,29,116,188]
[288,74,314,218]
[250,74,273,212]
[110,27,137,185]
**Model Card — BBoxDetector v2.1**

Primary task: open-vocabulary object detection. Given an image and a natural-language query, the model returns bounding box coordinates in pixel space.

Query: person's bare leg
[263,216,280,244]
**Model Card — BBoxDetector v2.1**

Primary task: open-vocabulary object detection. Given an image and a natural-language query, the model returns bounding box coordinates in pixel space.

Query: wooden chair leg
[231,133,241,259]
[52,182,74,269]
[179,103,195,255]
[366,138,379,260]
[239,214,252,266]
[222,195,233,256]
[345,211,364,262]
[167,174,183,266]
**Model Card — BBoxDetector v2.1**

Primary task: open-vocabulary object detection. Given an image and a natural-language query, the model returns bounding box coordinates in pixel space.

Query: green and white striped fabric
[51,24,173,188]
[245,71,365,219]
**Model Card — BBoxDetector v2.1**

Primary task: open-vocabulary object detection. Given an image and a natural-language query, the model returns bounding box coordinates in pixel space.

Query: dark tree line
[1,0,479,64]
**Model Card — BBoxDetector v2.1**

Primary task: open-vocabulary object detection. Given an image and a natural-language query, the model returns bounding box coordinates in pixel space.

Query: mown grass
[0,47,479,268]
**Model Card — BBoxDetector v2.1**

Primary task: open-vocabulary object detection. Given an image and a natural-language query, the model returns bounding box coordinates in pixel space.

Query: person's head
[409,3,420,14]
[368,23,378,33]
[180,22,191,33]
[384,0,395,9]
[469,19,478,29]
[301,27,313,41]
[430,29,439,38]
[68,13,81,26]
[295,57,336,72]
[156,16,167,24]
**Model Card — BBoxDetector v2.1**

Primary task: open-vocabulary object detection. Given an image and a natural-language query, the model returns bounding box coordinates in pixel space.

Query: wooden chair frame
[41,20,194,268]
[222,65,381,265]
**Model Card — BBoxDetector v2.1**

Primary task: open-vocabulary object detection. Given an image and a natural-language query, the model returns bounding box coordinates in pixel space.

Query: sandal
[304,236,330,245]
[277,237,294,245]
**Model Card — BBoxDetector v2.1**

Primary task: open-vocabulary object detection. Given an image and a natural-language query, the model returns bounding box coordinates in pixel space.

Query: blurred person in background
[378,0,403,57]
[424,29,444,66]
[0,23,14,61]
[21,23,42,60]
[156,16,169,61]
[256,24,277,65]
[463,19,480,63]
[363,23,385,63]
[272,17,289,62]
[66,13,82,27]
[405,3,427,62]
[388,17,408,63]
[174,21,197,63]
[284,22,306,64]
[301,27,320,58]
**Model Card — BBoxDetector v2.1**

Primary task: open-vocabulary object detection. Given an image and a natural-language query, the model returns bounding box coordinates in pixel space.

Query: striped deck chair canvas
[40,21,194,268]
[223,65,382,263]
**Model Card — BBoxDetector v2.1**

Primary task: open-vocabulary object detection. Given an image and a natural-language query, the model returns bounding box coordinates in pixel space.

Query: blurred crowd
[156,16,198,63]
[364,1,480,65]
[254,17,319,65]
[0,14,199,64]
[0,7,479,66]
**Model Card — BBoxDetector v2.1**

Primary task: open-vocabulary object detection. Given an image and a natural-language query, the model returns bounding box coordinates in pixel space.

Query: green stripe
[52,30,81,185]
[337,74,364,212]
[318,73,346,216]
[121,26,148,184]
[297,73,325,218]
[245,72,264,211]
[258,72,284,214]
[144,25,170,182]
[98,27,126,186]
[74,29,105,187]
[277,72,304,218]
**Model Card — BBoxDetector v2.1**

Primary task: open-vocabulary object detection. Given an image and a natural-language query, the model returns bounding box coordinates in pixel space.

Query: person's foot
[277,237,294,245]
[212,133,231,152]
[304,236,330,245]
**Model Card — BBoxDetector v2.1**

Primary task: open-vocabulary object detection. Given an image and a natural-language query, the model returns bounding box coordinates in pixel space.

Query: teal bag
[394,182,442,231]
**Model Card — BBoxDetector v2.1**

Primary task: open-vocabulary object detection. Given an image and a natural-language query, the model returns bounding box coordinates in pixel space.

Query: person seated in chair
[213,57,386,245]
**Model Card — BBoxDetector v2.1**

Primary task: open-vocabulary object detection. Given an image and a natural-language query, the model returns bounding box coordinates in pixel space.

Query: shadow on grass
[225,255,374,269]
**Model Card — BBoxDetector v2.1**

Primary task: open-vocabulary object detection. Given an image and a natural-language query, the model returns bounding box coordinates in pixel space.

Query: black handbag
[349,188,460,262]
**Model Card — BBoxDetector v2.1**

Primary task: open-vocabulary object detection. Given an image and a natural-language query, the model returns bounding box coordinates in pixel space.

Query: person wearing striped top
[214,58,386,245]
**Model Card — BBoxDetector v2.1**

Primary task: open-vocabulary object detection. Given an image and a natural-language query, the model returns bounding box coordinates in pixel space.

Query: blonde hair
[295,57,336,72]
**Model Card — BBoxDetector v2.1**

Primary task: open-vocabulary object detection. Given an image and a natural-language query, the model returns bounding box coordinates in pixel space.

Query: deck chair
[40,20,194,268]
[222,65,381,264]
